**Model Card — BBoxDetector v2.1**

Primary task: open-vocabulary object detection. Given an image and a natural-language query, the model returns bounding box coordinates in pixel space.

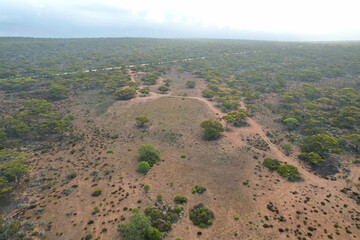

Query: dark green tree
[47,84,70,100]
[137,161,151,174]
[115,87,137,100]
[158,86,170,94]
[120,209,163,240]
[200,119,224,140]
[138,144,160,166]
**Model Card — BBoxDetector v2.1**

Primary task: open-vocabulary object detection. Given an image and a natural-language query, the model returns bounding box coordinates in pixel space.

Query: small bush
[201,119,224,140]
[91,189,102,197]
[283,144,293,156]
[186,81,196,88]
[156,194,163,202]
[138,144,160,167]
[298,152,324,164]
[144,185,150,192]
[192,185,206,194]
[174,194,188,204]
[277,164,301,181]
[120,209,163,240]
[189,204,215,228]
[93,206,100,213]
[263,158,281,170]
[137,161,151,174]
[114,87,137,100]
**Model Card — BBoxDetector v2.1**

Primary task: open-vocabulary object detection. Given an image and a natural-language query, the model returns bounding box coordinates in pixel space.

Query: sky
[0,0,360,41]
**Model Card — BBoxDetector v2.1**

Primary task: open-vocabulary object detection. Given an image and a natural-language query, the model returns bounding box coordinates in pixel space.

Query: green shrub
[114,87,137,100]
[144,184,150,192]
[93,206,100,213]
[283,144,293,156]
[263,158,281,170]
[120,209,163,240]
[189,204,215,228]
[135,115,150,127]
[137,161,151,174]
[158,86,170,93]
[202,89,216,98]
[201,119,224,140]
[138,144,160,166]
[174,194,188,204]
[298,152,324,164]
[156,194,163,202]
[192,185,207,194]
[277,164,301,181]
[91,189,102,197]
[145,227,163,240]
[84,234,92,240]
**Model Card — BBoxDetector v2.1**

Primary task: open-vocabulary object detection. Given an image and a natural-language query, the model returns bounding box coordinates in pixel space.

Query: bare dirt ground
[12,69,360,240]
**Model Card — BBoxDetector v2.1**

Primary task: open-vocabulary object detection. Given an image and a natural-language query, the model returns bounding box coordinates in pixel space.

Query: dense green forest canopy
[1,38,360,79]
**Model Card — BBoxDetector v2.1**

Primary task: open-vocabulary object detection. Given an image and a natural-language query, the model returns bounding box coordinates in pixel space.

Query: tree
[163,79,172,87]
[0,149,30,197]
[115,87,137,100]
[283,118,300,130]
[138,144,160,166]
[298,152,324,164]
[120,209,163,240]
[186,81,196,88]
[158,86,170,94]
[139,88,150,96]
[200,119,224,140]
[224,110,248,126]
[221,100,239,112]
[277,164,301,181]
[135,115,150,128]
[342,134,360,152]
[221,115,235,130]
[202,89,216,99]
[47,84,70,100]
[263,158,281,170]
[128,81,140,88]
[301,134,339,156]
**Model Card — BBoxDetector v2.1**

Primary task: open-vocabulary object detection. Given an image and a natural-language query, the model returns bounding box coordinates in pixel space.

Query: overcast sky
[1,0,359,41]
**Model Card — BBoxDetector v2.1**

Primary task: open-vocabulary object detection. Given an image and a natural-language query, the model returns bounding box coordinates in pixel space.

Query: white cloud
[1,0,360,39]
[96,0,360,35]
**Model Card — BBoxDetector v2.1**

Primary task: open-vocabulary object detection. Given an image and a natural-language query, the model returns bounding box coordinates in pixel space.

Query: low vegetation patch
[200,119,224,140]
[138,144,160,167]
[189,204,215,228]
[137,161,151,174]
[263,158,302,182]
[91,189,102,197]
[114,87,136,100]
[277,164,301,182]
[174,194,188,204]
[192,185,207,194]
[144,205,184,232]
[120,209,163,240]
[263,158,281,170]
